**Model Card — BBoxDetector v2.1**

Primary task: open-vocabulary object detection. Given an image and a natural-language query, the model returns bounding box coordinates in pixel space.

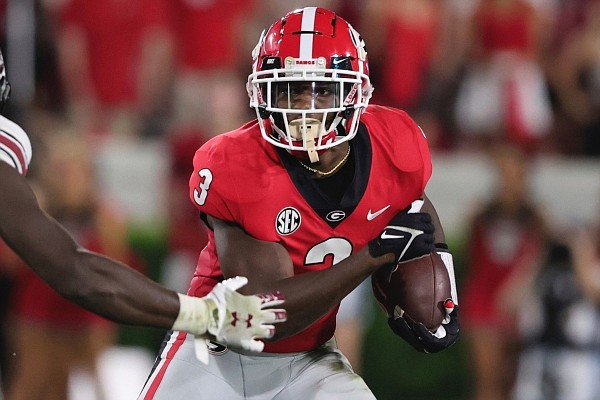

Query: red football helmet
[247,7,373,162]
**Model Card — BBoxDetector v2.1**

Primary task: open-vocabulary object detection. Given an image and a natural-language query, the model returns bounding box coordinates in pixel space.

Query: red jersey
[172,0,255,71]
[188,105,432,353]
[57,0,171,106]
[378,12,440,109]
[461,204,545,334]
[475,0,536,57]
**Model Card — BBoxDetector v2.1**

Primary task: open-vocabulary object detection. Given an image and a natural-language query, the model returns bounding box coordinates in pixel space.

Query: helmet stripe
[299,7,317,59]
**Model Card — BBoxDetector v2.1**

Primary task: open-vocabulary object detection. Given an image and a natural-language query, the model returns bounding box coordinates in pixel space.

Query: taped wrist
[171,293,213,335]
[436,245,458,304]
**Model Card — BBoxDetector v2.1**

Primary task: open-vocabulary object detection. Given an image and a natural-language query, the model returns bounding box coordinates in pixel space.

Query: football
[372,252,451,331]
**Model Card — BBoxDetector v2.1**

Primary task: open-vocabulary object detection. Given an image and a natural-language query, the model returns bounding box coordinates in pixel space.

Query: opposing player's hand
[206,276,287,351]
[368,199,435,263]
[388,299,459,353]
[173,276,287,363]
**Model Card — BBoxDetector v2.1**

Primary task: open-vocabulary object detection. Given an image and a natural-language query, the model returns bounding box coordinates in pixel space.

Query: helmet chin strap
[289,118,321,162]
[285,115,346,163]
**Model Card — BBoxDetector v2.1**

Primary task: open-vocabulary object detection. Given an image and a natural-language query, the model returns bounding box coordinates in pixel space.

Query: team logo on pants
[207,341,228,355]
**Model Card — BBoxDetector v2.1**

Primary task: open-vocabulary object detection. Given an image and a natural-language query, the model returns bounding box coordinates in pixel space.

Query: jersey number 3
[193,168,213,206]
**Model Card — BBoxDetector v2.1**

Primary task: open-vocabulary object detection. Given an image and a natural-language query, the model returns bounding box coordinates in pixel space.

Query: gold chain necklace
[298,144,351,177]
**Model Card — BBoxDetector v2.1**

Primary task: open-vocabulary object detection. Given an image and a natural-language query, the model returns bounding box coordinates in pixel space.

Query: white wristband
[172,293,211,335]
[437,250,458,305]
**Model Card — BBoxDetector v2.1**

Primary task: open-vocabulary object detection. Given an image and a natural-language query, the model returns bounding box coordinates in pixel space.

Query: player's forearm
[421,194,446,244]
[60,249,181,328]
[6,209,179,328]
[265,247,392,340]
[210,216,390,339]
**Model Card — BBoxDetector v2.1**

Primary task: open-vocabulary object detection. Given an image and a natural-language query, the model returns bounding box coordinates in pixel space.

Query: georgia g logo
[276,207,301,235]
[326,210,346,222]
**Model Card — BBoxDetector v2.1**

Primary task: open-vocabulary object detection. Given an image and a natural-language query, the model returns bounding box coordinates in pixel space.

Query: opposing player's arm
[209,215,395,340]
[0,161,181,327]
[0,163,286,353]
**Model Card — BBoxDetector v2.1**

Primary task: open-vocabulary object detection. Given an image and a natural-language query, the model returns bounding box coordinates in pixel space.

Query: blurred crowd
[3,0,600,153]
[2,0,600,157]
[0,0,599,399]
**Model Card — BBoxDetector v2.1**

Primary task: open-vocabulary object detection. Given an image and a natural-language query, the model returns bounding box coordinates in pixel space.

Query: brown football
[372,252,451,331]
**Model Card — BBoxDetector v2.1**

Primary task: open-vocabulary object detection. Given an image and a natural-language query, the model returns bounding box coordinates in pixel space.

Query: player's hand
[388,299,459,353]
[368,199,435,263]
[206,276,287,352]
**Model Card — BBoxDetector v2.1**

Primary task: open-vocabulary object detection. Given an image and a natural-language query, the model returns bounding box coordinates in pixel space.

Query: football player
[139,7,459,400]
[0,49,287,373]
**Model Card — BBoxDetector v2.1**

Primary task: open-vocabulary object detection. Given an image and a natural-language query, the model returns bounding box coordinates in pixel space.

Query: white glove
[173,276,286,363]
[206,276,286,349]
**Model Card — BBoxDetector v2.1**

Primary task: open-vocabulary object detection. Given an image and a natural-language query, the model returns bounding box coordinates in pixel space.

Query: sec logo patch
[276,207,301,235]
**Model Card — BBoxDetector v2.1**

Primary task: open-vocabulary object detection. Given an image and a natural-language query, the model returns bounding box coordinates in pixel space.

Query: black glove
[388,300,460,353]
[368,208,435,263]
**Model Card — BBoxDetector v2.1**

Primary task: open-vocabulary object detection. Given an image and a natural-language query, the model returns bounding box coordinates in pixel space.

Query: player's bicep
[422,193,445,245]
[209,215,293,294]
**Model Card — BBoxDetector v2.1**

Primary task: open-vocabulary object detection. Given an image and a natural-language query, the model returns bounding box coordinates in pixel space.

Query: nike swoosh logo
[380,230,405,240]
[332,57,348,65]
[367,205,391,221]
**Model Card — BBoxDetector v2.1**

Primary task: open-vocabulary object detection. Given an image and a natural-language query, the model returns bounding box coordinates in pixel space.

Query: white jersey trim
[0,115,32,175]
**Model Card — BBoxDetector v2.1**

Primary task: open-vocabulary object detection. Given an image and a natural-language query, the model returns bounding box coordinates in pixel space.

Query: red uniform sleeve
[362,105,433,195]
[188,124,284,227]
[188,137,237,223]
[399,112,433,193]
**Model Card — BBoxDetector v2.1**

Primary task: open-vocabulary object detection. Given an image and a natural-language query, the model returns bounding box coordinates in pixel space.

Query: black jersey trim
[276,123,372,228]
